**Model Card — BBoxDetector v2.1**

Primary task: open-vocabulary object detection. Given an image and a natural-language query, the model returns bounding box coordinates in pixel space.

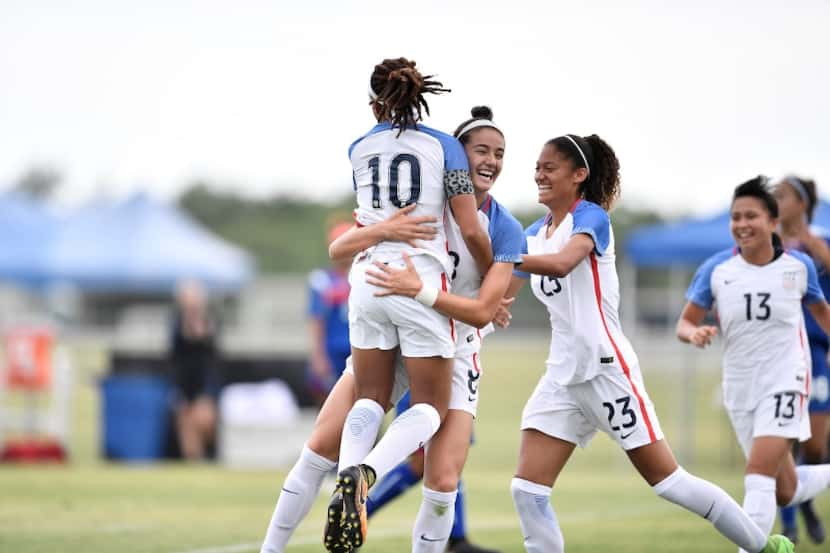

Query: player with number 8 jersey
[678,176,830,552]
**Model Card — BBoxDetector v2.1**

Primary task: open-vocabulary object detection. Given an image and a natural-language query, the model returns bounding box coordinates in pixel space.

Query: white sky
[1,0,828,217]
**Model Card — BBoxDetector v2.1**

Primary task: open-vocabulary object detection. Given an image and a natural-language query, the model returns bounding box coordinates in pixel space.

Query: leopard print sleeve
[444,169,474,197]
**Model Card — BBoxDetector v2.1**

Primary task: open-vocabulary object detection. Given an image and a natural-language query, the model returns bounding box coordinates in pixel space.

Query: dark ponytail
[546,134,620,211]
[453,105,503,144]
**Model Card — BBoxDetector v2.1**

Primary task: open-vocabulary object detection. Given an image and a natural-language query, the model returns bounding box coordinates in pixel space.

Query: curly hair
[370,57,450,136]
[546,134,620,211]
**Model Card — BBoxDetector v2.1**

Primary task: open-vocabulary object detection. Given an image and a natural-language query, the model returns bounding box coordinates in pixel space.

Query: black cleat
[800,500,826,544]
[337,465,370,550]
[323,483,351,552]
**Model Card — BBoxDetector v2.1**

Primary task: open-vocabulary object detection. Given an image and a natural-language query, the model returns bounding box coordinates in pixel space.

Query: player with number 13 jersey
[685,236,821,417]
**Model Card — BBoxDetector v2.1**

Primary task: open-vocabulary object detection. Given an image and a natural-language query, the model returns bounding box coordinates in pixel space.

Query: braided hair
[546,134,620,211]
[369,57,450,136]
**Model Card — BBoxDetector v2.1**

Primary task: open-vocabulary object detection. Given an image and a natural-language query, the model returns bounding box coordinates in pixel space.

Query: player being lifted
[498,137,795,553]
[677,176,830,553]
[323,58,493,551]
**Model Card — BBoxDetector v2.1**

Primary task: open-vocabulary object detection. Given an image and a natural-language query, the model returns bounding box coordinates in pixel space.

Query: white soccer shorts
[343,339,482,418]
[348,253,455,359]
[727,390,812,458]
[521,369,664,450]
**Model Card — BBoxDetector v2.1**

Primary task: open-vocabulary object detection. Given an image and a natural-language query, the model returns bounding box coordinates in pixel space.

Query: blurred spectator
[170,279,220,460]
[306,221,352,404]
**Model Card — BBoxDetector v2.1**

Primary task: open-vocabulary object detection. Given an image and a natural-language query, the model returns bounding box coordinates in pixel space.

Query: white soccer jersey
[686,247,824,410]
[514,200,639,386]
[349,122,471,274]
[444,194,524,354]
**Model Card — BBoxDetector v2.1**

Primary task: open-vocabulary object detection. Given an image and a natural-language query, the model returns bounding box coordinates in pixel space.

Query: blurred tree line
[177,182,663,274]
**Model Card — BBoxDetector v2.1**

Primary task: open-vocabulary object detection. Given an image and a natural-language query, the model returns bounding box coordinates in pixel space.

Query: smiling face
[730,196,777,253]
[463,127,504,194]
[534,144,585,210]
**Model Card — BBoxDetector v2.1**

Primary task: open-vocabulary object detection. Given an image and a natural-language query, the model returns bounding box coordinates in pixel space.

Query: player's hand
[366,253,424,298]
[493,297,515,328]
[689,325,718,348]
[379,204,438,247]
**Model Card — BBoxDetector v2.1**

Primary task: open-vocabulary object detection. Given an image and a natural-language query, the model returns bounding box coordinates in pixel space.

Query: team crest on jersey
[782,271,797,290]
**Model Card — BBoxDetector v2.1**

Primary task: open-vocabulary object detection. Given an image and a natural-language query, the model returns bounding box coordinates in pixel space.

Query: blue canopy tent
[0,193,253,294]
[41,194,253,293]
[625,199,830,268]
[0,193,60,288]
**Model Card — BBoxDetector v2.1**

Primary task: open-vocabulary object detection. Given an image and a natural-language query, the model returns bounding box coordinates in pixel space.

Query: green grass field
[1,341,828,553]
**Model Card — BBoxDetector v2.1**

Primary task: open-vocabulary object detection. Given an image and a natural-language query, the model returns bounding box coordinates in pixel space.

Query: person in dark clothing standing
[170,279,220,460]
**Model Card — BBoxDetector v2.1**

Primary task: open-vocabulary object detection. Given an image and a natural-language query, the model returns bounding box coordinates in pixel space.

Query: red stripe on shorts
[441,273,455,341]
[799,327,811,398]
[472,352,480,373]
[590,253,657,443]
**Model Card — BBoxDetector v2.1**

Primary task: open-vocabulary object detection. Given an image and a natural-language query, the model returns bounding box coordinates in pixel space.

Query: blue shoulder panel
[789,250,825,304]
[486,197,525,264]
[685,248,735,309]
[416,124,470,171]
[347,122,392,159]
[571,201,610,256]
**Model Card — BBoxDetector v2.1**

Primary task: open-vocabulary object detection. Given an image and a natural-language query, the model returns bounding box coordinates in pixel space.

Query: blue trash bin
[100,375,172,461]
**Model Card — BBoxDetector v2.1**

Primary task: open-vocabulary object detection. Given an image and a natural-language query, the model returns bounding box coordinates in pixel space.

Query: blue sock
[780,504,797,530]
[366,461,420,517]
[450,480,467,540]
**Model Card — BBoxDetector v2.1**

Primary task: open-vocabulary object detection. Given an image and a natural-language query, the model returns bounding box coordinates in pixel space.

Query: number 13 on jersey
[368,154,422,209]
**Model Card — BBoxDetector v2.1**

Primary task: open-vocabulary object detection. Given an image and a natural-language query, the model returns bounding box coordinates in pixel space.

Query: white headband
[785,175,810,205]
[456,119,502,140]
[563,135,590,177]
[368,80,378,101]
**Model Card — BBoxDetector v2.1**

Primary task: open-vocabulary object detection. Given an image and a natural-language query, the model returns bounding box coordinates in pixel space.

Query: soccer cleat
[337,465,371,550]
[800,500,826,544]
[323,483,351,552]
[446,537,503,553]
[761,534,795,553]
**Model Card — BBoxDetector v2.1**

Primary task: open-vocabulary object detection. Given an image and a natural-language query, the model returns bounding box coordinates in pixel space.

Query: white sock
[361,403,440,481]
[260,445,336,553]
[786,463,830,506]
[338,398,385,470]
[412,486,457,553]
[738,474,777,553]
[653,467,767,553]
[510,477,564,553]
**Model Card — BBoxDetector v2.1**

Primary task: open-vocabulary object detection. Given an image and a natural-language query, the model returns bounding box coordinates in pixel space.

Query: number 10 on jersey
[368,154,422,209]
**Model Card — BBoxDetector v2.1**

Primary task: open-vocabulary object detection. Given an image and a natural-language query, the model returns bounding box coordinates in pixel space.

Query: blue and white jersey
[686,247,824,410]
[308,267,351,361]
[515,200,638,386]
[445,194,524,354]
[792,225,830,347]
[349,122,472,274]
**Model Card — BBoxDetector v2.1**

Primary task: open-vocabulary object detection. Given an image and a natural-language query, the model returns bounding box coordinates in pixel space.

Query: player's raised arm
[449,193,493,275]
